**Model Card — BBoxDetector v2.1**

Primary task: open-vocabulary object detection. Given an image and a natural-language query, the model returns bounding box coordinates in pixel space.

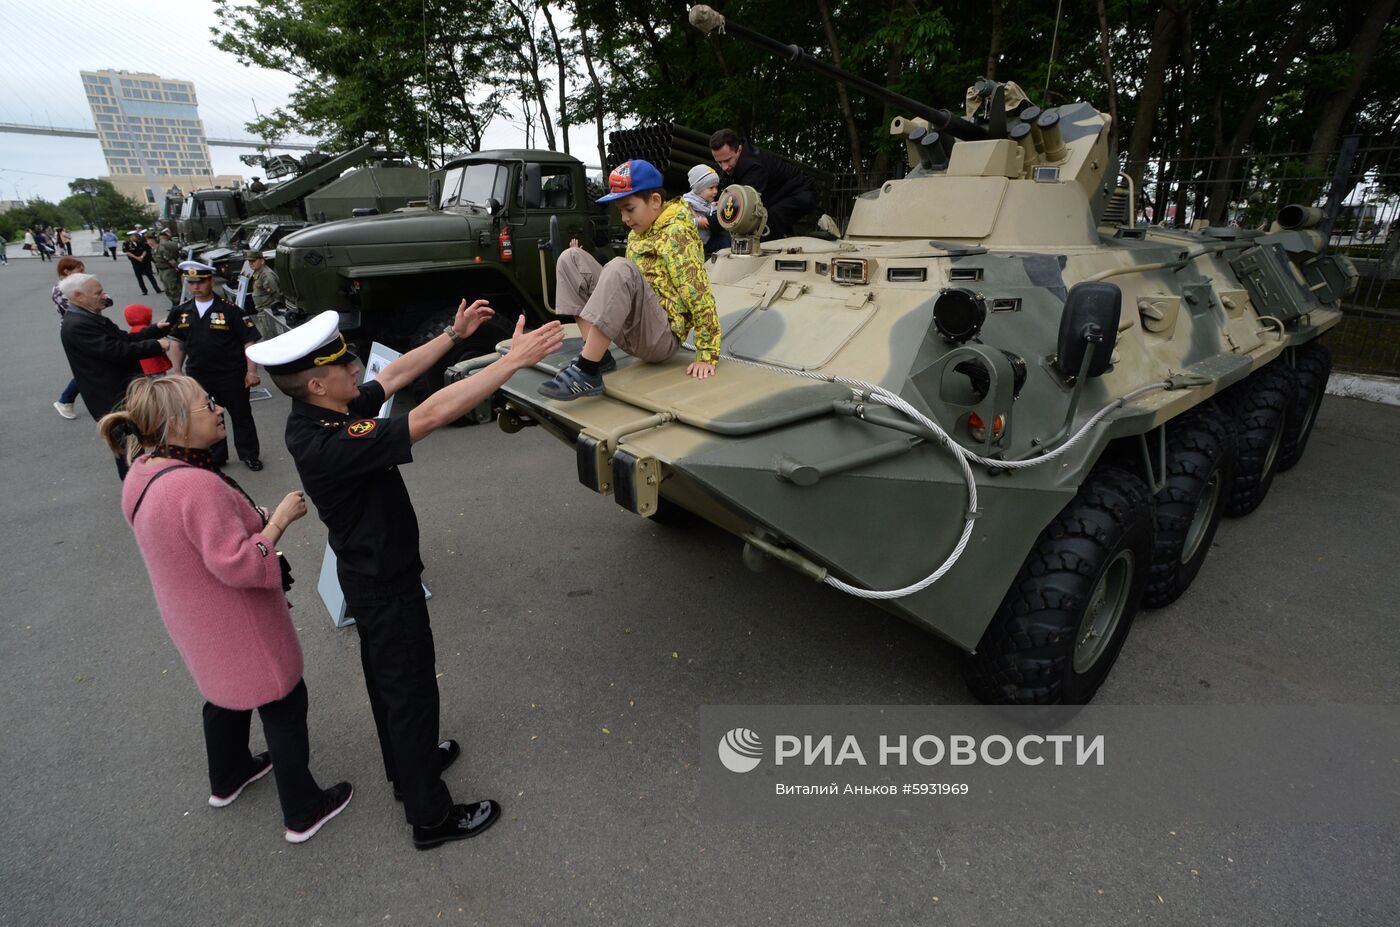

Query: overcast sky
[0,0,601,203]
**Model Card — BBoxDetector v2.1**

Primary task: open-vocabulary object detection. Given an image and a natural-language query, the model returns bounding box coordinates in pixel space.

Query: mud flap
[612,449,661,517]
[576,430,613,495]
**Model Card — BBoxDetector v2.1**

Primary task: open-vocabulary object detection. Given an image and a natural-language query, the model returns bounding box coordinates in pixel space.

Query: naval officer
[248,302,564,850]
[166,260,264,470]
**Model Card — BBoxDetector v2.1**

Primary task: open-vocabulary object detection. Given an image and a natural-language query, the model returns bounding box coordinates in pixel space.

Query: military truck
[452,6,1353,705]
[177,142,428,245]
[275,148,610,392]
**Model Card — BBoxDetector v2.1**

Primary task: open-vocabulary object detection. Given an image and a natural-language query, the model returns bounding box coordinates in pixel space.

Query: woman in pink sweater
[99,374,351,844]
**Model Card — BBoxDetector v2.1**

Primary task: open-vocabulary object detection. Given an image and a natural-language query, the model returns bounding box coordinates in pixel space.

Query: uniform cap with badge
[246,309,358,375]
[179,260,216,279]
[243,250,265,262]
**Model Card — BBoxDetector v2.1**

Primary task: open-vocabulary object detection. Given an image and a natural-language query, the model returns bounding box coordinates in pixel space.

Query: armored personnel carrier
[452,7,1352,704]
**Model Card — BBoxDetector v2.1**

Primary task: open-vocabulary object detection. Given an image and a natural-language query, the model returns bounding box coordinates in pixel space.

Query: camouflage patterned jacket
[626,198,722,365]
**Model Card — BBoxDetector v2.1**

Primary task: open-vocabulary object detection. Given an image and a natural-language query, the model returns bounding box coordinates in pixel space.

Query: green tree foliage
[58,179,156,233]
[210,0,1399,223]
[212,0,510,164]
[0,199,84,243]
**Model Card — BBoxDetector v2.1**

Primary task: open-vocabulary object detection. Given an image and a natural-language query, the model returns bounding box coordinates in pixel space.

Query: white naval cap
[126,228,142,235]
[245,310,356,375]
[178,260,216,277]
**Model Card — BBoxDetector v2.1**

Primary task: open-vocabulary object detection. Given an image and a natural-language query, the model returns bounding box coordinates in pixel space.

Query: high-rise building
[80,69,241,207]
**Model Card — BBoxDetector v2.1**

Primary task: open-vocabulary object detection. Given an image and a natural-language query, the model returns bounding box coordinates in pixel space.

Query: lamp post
[75,181,101,232]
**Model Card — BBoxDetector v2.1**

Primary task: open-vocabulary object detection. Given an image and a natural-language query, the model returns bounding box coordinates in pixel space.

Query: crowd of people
[39,140,816,849]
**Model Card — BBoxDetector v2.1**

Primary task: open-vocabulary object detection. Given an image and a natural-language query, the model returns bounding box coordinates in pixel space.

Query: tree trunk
[1304,0,1399,173]
[1126,3,1184,192]
[540,2,569,155]
[1172,7,1194,226]
[869,0,915,184]
[1204,6,1318,223]
[1095,0,1119,152]
[986,0,1004,79]
[506,0,556,150]
[817,0,866,188]
[577,16,607,168]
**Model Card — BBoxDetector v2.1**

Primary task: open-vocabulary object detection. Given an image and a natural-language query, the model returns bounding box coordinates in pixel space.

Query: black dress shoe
[243,458,263,471]
[394,740,460,801]
[412,800,500,850]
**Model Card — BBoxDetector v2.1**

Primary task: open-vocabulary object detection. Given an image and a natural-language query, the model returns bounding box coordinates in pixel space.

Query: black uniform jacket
[166,297,259,378]
[286,380,423,583]
[59,307,166,419]
[123,239,153,266]
[722,143,815,203]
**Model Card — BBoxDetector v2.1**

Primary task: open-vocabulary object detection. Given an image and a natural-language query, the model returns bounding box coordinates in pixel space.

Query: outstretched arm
[373,298,496,399]
[408,315,565,443]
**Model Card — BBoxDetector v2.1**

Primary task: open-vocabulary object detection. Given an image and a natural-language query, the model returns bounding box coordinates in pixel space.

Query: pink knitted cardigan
[122,458,304,710]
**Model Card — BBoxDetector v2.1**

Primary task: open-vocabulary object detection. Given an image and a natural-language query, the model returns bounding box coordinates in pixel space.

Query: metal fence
[819,135,1400,377]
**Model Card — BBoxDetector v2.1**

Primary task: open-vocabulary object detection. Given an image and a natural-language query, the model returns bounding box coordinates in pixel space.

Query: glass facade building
[81,69,220,205]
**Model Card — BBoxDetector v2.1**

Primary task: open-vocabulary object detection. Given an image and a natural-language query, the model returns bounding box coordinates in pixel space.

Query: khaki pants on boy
[555,249,679,363]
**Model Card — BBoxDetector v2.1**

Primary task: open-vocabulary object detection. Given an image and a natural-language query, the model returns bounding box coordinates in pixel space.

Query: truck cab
[275,149,609,384]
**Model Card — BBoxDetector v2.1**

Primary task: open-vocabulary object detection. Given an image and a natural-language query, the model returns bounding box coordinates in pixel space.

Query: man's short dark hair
[709,128,741,151]
[269,368,315,401]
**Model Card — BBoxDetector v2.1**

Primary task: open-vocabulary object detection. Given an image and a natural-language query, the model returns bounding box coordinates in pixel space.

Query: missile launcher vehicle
[449,6,1353,704]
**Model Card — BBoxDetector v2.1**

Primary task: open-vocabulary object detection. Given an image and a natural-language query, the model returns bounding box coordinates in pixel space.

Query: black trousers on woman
[202,678,322,825]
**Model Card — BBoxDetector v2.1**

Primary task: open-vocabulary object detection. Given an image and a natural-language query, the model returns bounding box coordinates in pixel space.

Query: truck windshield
[440,163,507,209]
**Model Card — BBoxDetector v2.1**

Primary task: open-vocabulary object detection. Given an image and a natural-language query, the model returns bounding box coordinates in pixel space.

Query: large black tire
[1277,342,1331,472]
[1219,364,1297,517]
[964,467,1155,705]
[1144,408,1236,608]
[409,304,521,397]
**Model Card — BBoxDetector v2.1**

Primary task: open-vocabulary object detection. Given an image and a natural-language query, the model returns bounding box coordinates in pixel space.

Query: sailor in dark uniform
[247,304,564,850]
[166,260,263,469]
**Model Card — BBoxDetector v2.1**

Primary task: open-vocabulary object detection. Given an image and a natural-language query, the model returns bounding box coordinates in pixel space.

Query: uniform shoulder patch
[346,419,378,438]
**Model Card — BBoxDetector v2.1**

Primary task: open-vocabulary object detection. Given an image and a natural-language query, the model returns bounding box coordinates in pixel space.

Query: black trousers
[192,371,259,462]
[202,679,322,826]
[340,571,453,827]
[130,260,161,293]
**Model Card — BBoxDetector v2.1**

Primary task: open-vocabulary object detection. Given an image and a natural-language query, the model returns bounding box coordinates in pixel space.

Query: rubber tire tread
[1144,407,1236,608]
[1276,342,1331,472]
[409,305,520,398]
[1219,363,1296,517]
[963,467,1154,706]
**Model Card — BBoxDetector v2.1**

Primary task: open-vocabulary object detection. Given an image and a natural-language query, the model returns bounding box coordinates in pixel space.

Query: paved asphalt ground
[2,254,1397,926]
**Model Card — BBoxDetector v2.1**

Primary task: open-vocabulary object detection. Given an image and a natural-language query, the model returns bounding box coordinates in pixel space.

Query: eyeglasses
[193,395,217,412]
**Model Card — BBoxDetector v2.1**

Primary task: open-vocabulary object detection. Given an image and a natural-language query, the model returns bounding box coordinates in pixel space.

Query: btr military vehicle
[275,149,611,393]
[451,6,1352,705]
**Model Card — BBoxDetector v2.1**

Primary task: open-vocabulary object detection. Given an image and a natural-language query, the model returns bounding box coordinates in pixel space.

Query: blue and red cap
[596,159,665,204]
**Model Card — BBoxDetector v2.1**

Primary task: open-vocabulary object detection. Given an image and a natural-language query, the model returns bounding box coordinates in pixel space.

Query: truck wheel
[1144,408,1236,608]
[410,305,520,397]
[1277,342,1331,472]
[1220,364,1296,517]
[963,467,1154,705]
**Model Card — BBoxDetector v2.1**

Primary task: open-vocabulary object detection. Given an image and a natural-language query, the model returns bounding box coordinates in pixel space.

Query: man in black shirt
[248,302,564,850]
[122,229,162,296]
[709,128,819,240]
[166,261,263,469]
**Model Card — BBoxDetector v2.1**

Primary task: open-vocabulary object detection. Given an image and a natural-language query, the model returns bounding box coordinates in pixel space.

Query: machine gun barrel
[689,5,988,142]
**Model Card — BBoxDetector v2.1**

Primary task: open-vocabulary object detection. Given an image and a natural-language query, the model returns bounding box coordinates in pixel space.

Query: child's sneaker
[53,401,78,420]
[538,364,604,401]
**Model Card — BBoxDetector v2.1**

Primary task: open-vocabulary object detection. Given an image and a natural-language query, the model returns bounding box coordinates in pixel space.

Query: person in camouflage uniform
[155,229,183,306]
[245,250,284,339]
[538,159,721,401]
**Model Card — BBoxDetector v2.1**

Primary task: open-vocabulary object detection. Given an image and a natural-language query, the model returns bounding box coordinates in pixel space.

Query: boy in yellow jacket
[539,159,721,400]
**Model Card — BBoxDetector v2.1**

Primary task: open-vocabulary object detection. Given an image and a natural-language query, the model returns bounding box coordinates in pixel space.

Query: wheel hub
[1074,549,1134,674]
[1181,471,1222,564]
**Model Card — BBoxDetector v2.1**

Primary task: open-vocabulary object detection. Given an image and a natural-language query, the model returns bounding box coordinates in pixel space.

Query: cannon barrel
[689,5,988,142]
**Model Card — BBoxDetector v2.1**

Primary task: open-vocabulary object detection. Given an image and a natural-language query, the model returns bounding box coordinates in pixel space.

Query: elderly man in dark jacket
[58,273,171,479]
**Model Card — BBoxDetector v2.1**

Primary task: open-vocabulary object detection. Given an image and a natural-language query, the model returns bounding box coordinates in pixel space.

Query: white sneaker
[53,401,78,420]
